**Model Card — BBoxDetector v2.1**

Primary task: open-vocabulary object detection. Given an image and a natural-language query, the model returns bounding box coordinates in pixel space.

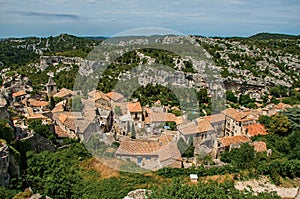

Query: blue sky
[0,0,299,38]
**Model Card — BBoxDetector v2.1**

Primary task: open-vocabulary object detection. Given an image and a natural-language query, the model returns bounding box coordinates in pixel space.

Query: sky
[0,0,299,38]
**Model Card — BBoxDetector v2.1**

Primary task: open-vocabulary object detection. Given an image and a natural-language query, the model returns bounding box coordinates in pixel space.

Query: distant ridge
[249,32,300,40]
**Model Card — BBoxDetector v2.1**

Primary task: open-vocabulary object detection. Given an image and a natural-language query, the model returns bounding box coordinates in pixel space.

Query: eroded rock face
[39,56,83,71]
[0,142,10,186]
[124,189,152,199]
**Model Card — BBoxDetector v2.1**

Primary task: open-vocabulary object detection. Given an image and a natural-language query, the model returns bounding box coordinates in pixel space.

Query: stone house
[106,91,125,108]
[222,108,257,137]
[53,88,75,100]
[12,90,27,102]
[144,112,177,134]
[128,102,143,122]
[214,135,250,157]
[115,137,182,171]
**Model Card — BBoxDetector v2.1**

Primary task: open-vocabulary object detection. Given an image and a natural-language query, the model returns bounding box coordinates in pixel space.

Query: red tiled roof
[253,141,267,152]
[54,125,69,138]
[245,123,268,137]
[64,118,76,131]
[202,113,225,123]
[128,102,142,113]
[178,122,199,135]
[222,108,256,122]
[197,120,215,133]
[106,91,124,102]
[53,88,75,98]
[58,114,68,123]
[150,112,176,122]
[94,91,110,101]
[28,99,49,107]
[116,140,161,155]
[12,91,27,97]
[157,142,182,161]
[276,103,292,110]
[218,135,250,147]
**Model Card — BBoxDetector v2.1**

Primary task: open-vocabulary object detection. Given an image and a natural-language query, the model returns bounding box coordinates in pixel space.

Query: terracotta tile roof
[197,120,215,133]
[64,118,76,131]
[218,135,250,147]
[276,103,292,110]
[222,108,256,122]
[26,107,49,119]
[52,103,65,113]
[58,114,68,123]
[28,99,49,107]
[106,91,124,102]
[202,113,225,123]
[116,140,161,155]
[253,141,267,152]
[158,134,174,145]
[245,123,268,137]
[150,112,176,122]
[157,142,182,161]
[116,137,182,161]
[53,88,75,98]
[54,125,69,138]
[178,122,199,135]
[128,102,142,113]
[175,116,184,125]
[57,112,80,131]
[93,91,110,101]
[12,91,27,97]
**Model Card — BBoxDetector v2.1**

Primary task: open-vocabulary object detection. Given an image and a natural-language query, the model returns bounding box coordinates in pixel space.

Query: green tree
[197,89,208,103]
[49,96,55,110]
[221,143,255,169]
[269,114,291,136]
[226,90,238,103]
[258,115,272,129]
[0,120,15,144]
[28,119,53,140]
[130,123,136,139]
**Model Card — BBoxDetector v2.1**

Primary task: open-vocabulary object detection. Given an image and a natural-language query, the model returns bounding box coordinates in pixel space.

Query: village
[1,70,295,178]
[1,33,300,198]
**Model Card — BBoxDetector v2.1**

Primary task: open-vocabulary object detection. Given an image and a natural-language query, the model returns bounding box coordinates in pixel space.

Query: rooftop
[218,135,250,147]
[116,140,161,155]
[178,122,199,135]
[12,91,27,97]
[128,102,142,113]
[222,108,257,122]
[27,99,49,107]
[53,88,75,98]
[150,112,176,123]
[89,90,110,101]
[245,123,268,137]
[106,91,124,102]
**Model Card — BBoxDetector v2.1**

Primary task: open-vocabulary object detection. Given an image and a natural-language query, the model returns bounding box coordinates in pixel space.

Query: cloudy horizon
[0,0,299,38]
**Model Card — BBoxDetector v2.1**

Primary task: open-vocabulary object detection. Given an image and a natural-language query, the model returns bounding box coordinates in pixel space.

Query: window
[146,156,151,160]
[137,157,142,164]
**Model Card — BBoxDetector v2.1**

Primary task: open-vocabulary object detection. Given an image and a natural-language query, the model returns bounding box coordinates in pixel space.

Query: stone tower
[46,76,57,97]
